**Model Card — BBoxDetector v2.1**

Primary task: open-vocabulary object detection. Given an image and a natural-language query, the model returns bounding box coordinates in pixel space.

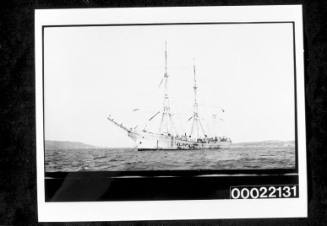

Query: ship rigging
[107,42,231,151]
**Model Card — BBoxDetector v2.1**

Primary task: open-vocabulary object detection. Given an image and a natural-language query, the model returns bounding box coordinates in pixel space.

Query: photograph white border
[35,5,307,222]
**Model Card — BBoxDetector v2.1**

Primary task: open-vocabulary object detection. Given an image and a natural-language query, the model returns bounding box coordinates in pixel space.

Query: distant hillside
[232,140,295,147]
[45,140,97,150]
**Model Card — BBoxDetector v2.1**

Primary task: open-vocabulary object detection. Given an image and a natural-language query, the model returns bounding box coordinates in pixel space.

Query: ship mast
[159,41,175,135]
[190,59,206,139]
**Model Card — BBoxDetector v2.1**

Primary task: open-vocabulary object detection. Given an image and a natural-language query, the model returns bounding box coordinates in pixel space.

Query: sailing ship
[107,42,232,151]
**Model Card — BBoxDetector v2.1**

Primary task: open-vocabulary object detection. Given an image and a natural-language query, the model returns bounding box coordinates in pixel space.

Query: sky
[44,23,295,147]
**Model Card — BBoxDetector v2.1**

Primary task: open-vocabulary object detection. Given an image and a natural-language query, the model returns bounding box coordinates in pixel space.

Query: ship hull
[128,131,231,151]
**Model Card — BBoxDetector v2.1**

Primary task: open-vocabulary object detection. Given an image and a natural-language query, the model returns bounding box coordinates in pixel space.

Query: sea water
[45,142,295,172]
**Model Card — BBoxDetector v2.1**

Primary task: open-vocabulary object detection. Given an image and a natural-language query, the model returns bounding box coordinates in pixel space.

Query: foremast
[159,41,176,136]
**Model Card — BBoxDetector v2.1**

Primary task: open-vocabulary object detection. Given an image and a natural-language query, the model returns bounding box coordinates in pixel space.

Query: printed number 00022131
[230,185,298,199]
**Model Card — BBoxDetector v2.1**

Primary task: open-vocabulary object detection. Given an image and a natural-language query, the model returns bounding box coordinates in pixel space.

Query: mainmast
[190,59,206,139]
[159,41,175,135]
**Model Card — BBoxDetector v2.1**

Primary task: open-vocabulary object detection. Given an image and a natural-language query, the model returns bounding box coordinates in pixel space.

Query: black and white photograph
[35,5,307,221]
